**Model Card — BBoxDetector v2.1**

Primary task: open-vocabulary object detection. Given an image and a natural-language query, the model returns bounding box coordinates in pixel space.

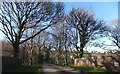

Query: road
[42,63,81,74]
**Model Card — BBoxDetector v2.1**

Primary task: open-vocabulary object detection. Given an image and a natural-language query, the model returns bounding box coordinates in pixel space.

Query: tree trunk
[30,49,34,65]
[22,45,26,65]
[56,52,60,65]
[79,37,84,58]
[45,48,50,62]
[30,57,33,65]
[79,46,84,58]
[13,43,19,58]
[65,49,68,65]
[65,40,68,65]
[38,47,42,63]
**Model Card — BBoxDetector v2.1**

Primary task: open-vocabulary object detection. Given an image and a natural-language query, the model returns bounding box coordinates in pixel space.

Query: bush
[2,56,22,70]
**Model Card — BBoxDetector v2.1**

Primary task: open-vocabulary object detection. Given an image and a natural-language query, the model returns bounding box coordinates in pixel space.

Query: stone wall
[74,54,120,71]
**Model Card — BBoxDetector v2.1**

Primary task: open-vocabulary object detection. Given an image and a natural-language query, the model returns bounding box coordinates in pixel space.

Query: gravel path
[42,63,81,74]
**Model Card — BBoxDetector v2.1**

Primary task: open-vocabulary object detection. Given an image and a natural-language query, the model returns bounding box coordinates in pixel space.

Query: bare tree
[107,19,120,50]
[35,31,48,63]
[67,26,80,58]
[66,8,105,58]
[0,2,64,58]
[47,17,68,65]
[50,25,63,64]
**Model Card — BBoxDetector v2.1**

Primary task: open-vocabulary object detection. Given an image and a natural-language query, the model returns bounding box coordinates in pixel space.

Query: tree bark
[13,43,19,58]
[79,43,84,58]
[22,44,26,65]
[38,46,44,63]
[65,49,68,65]
[56,53,59,65]
[80,48,83,58]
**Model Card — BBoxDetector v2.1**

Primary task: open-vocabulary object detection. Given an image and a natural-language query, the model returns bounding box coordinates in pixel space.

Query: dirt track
[42,63,81,74]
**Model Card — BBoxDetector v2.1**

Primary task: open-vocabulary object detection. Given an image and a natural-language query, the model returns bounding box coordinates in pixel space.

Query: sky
[0,2,119,52]
[65,2,118,22]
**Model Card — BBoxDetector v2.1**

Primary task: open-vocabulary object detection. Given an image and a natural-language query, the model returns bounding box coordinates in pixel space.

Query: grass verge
[69,66,106,72]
